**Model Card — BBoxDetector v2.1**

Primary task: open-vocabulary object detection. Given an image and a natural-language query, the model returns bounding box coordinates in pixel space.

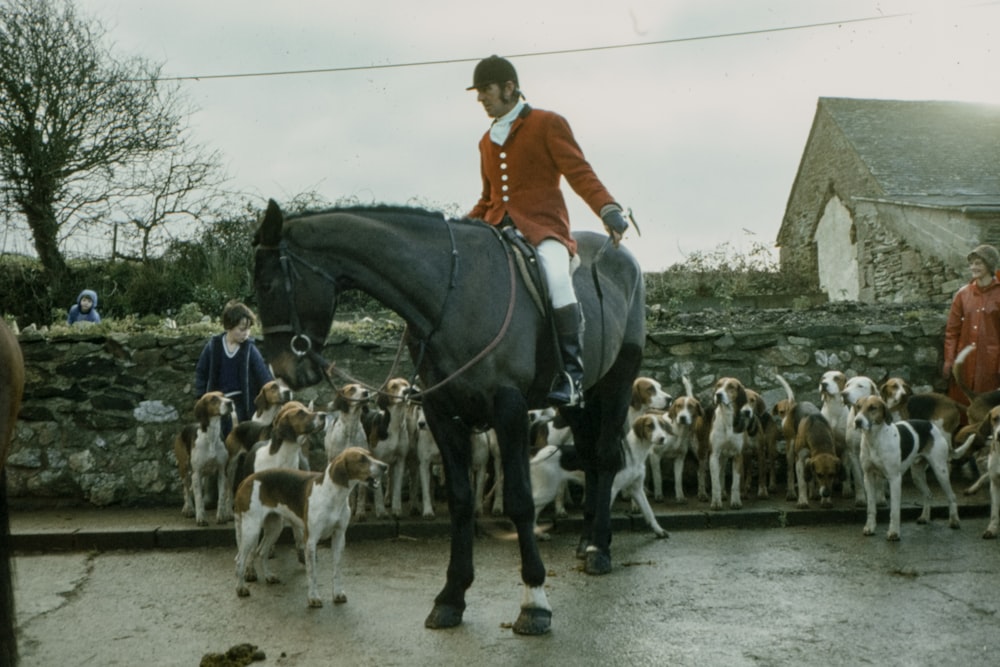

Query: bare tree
[110,137,228,261]
[0,0,216,288]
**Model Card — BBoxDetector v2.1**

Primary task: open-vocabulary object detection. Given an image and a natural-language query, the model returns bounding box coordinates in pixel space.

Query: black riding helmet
[466,55,518,91]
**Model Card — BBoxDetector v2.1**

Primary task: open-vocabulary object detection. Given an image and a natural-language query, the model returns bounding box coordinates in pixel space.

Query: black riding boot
[547,303,585,408]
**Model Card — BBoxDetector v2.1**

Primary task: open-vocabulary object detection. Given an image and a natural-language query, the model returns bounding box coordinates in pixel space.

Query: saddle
[497,223,548,316]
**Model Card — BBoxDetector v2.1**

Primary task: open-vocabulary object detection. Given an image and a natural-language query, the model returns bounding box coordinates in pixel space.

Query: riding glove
[600,204,629,235]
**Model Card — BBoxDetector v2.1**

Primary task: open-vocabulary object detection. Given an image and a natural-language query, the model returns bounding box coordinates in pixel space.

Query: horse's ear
[255,198,285,247]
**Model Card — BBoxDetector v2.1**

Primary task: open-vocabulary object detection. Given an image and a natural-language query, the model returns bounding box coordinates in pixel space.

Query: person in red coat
[943,244,1000,407]
[466,55,629,407]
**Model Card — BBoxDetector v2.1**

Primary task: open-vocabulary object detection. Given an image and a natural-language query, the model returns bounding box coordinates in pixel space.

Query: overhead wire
[143,3,999,84]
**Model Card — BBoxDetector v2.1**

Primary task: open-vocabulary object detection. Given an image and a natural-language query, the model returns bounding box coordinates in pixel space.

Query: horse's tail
[1,469,17,667]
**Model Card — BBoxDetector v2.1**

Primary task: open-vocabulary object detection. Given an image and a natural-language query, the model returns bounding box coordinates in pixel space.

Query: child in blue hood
[67,289,101,324]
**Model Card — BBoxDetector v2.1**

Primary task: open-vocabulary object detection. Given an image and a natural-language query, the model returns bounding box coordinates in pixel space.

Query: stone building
[776,97,1000,303]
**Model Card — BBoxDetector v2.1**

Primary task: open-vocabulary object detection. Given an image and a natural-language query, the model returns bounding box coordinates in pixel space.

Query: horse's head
[253,199,338,390]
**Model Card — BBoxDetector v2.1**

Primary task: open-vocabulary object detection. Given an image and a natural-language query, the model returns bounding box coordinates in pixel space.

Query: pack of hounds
[172,344,1000,607]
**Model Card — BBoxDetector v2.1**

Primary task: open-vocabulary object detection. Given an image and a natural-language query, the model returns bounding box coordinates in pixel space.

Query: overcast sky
[65,0,1000,271]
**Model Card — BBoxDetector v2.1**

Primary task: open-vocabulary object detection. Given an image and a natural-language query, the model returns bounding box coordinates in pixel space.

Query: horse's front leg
[494,388,551,635]
[423,413,474,630]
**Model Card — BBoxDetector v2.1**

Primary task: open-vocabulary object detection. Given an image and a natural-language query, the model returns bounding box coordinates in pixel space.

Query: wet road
[13,518,1000,667]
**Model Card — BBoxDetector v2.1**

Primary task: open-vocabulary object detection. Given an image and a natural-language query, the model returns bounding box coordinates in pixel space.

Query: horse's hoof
[575,537,590,560]
[425,603,464,629]
[513,607,552,635]
[584,549,612,575]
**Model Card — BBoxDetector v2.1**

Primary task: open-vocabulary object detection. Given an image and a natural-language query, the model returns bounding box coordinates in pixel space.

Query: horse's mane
[287,203,453,223]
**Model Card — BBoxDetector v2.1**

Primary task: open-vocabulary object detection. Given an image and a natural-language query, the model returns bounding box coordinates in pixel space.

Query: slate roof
[821,97,1000,207]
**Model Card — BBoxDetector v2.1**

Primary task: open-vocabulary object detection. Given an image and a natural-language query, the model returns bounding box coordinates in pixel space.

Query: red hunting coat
[943,276,1000,404]
[468,105,616,256]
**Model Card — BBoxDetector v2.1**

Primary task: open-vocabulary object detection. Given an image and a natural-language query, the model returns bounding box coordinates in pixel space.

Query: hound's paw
[236,585,250,598]
[265,575,281,585]
[196,518,209,527]
[796,501,809,510]
[886,531,900,541]
[333,593,347,604]
[982,528,998,539]
[653,529,669,539]
[307,597,324,608]
[863,525,876,536]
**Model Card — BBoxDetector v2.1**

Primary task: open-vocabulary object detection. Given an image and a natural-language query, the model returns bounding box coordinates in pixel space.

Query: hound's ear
[273,411,297,443]
[736,384,747,407]
[255,198,284,247]
[882,403,892,423]
[629,386,643,411]
[195,396,210,430]
[254,390,268,414]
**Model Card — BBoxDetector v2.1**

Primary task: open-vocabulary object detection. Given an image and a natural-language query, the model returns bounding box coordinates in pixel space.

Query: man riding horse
[467,55,630,407]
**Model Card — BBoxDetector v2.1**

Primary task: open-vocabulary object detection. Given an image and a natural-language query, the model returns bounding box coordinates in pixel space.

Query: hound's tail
[682,375,694,399]
[952,432,979,460]
[952,344,979,402]
[776,373,795,403]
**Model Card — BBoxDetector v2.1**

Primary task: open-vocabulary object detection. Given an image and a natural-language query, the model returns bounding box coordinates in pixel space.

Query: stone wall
[7,304,951,508]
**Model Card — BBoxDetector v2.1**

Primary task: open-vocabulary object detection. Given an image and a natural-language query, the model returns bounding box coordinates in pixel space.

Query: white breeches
[536,239,578,309]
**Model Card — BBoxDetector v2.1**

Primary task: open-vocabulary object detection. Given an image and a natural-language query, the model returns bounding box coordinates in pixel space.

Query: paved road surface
[13,513,1000,667]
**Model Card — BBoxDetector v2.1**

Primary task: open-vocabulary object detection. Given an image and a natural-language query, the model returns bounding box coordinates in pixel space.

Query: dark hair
[222,300,256,330]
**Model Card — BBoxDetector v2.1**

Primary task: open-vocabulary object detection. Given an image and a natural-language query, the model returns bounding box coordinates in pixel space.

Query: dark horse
[253,199,645,635]
[1,319,25,667]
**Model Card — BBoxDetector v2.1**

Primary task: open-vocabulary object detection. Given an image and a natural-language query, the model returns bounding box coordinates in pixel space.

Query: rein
[416,228,517,398]
[259,218,518,400]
